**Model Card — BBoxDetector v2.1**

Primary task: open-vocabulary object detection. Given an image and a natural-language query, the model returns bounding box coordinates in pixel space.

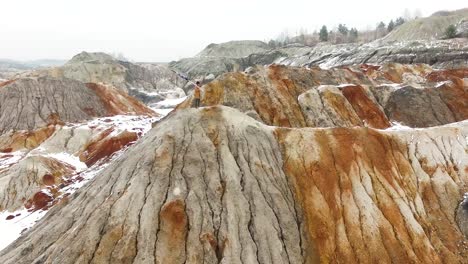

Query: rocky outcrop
[0,76,157,213]
[276,39,468,69]
[0,77,155,132]
[170,39,468,83]
[458,193,468,239]
[0,106,466,263]
[0,114,158,213]
[13,52,186,104]
[275,120,468,263]
[195,40,270,58]
[177,63,468,128]
[456,20,468,38]
[382,8,468,42]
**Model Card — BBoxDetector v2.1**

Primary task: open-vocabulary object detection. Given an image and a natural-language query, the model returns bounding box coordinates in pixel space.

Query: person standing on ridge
[194,81,201,108]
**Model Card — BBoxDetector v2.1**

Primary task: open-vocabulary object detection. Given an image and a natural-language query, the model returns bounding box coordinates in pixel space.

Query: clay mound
[1,106,466,263]
[177,63,467,128]
[9,52,186,105]
[382,8,468,42]
[196,40,270,58]
[0,76,155,132]
[0,122,145,213]
[0,155,76,211]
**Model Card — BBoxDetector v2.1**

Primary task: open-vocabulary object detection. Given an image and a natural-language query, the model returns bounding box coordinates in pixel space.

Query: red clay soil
[426,69,468,82]
[79,129,138,167]
[359,64,381,74]
[42,174,56,186]
[437,78,468,121]
[341,85,391,129]
[156,199,188,263]
[4,125,56,151]
[85,83,156,116]
[267,65,308,127]
[274,127,463,263]
[25,191,53,211]
[0,79,16,88]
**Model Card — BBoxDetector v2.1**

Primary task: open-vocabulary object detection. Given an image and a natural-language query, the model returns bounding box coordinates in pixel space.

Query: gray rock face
[0,76,155,132]
[15,52,186,104]
[456,19,468,38]
[170,39,468,82]
[0,77,107,132]
[0,155,74,211]
[276,39,468,69]
[385,86,457,127]
[0,106,467,263]
[195,40,270,58]
[0,107,304,263]
[457,193,468,239]
[185,63,467,129]
[381,8,468,42]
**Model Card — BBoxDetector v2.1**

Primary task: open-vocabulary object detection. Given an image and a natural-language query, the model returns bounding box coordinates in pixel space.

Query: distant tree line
[266,10,422,47]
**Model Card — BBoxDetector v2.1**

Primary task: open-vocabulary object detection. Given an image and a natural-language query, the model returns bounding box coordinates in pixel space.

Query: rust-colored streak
[341,85,390,128]
[321,89,362,126]
[25,191,53,211]
[42,174,55,186]
[46,113,65,126]
[426,69,468,82]
[0,79,16,88]
[85,83,156,116]
[157,199,188,263]
[79,130,138,167]
[0,148,13,153]
[267,65,308,127]
[360,64,381,74]
[274,127,461,263]
[437,78,468,121]
[2,125,56,152]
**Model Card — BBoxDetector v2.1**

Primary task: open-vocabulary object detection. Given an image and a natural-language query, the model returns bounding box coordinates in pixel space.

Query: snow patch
[149,96,187,117]
[0,151,25,170]
[0,209,47,251]
[84,115,160,137]
[154,108,173,116]
[384,122,413,131]
[319,56,340,69]
[377,83,404,89]
[151,96,187,109]
[336,83,355,88]
[0,113,162,250]
[435,81,451,88]
[45,152,87,171]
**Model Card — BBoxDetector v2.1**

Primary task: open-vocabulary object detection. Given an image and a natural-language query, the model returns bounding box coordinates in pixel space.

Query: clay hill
[0,104,466,263]
[0,77,153,132]
[170,38,468,83]
[177,63,468,129]
[0,58,466,263]
[0,74,158,230]
[0,10,467,263]
[15,52,186,105]
[382,8,468,42]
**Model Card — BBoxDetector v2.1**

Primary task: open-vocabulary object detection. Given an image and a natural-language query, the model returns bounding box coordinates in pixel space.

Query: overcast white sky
[0,0,466,62]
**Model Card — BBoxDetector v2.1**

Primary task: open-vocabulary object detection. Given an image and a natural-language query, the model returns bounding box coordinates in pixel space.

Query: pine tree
[338,24,349,36]
[395,17,405,27]
[349,28,358,42]
[376,22,387,38]
[444,24,457,39]
[319,25,329,42]
[387,20,395,32]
